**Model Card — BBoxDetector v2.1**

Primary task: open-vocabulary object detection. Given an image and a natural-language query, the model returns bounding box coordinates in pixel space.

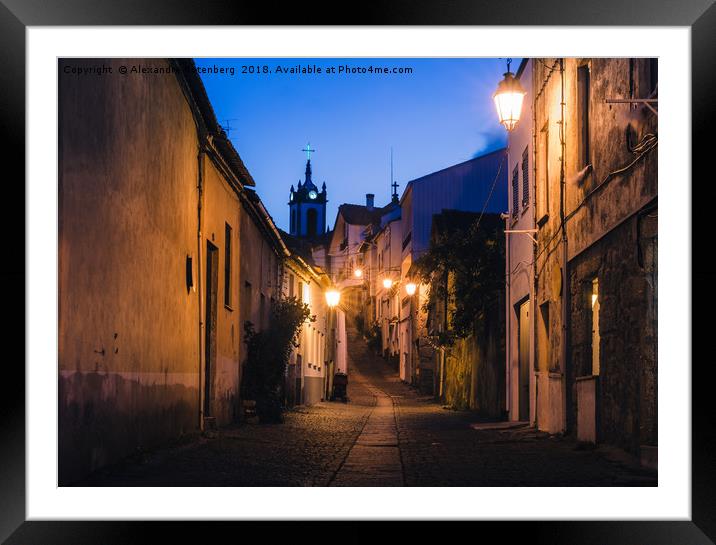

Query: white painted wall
[506,59,535,423]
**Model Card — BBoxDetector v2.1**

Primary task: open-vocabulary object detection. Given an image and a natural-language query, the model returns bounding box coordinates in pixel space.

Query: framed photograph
[3,0,713,542]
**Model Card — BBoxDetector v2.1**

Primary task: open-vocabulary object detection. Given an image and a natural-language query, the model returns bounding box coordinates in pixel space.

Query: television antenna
[221,118,239,138]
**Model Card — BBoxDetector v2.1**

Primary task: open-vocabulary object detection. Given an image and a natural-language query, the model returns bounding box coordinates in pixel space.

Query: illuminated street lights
[493,58,526,132]
[405,281,417,296]
[354,267,363,279]
[382,277,393,290]
[325,289,341,308]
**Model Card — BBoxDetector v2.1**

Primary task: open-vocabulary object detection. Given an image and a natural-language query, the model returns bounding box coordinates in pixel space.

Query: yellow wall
[59,59,202,483]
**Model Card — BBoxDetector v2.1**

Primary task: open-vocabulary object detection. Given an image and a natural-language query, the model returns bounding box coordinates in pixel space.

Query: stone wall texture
[533,57,657,455]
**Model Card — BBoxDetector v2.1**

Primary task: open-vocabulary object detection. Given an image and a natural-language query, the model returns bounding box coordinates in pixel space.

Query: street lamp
[354,267,363,279]
[325,289,341,308]
[405,282,417,296]
[493,58,526,132]
[382,277,393,289]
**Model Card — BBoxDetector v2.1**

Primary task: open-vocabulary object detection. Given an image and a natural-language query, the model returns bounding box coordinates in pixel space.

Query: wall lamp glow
[493,58,526,132]
[325,289,341,308]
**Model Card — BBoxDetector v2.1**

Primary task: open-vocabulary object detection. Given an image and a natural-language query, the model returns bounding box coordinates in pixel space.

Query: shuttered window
[522,147,529,208]
[511,165,519,217]
[578,64,591,168]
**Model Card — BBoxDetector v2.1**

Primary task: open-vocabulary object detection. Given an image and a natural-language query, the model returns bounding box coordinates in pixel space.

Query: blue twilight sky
[195,58,509,232]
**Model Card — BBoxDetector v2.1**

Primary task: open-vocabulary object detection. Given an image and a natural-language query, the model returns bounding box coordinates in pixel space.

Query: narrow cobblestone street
[79,325,656,487]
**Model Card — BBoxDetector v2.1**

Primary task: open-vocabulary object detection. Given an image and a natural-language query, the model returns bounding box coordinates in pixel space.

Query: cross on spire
[391,180,399,197]
[302,143,316,161]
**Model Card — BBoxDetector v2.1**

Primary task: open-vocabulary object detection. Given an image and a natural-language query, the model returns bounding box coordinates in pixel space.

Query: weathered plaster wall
[506,60,535,423]
[58,59,201,484]
[239,205,281,339]
[533,58,657,452]
[300,278,329,405]
[201,158,242,424]
[442,310,505,417]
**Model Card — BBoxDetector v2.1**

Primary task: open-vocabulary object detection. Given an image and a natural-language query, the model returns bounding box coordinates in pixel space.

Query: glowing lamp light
[354,268,363,278]
[325,289,341,308]
[382,278,393,289]
[493,61,526,132]
[405,282,417,296]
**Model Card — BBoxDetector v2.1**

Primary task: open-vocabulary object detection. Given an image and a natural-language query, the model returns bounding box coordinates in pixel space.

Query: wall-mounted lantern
[493,58,526,132]
[382,277,394,289]
[405,282,417,296]
[354,268,363,278]
[325,289,341,308]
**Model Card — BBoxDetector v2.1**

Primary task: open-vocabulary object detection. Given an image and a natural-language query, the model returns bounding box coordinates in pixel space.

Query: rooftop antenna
[221,118,239,138]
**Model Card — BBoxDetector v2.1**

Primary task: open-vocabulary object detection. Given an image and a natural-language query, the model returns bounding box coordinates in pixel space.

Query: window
[185,254,194,292]
[577,64,591,168]
[288,273,295,298]
[538,302,550,372]
[302,281,310,305]
[591,278,600,375]
[291,209,296,234]
[224,223,232,308]
[538,123,550,219]
[511,165,519,217]
[307,208,318,237]
[648,58,658,97]
[402,231,412,250]
[521,146,529,208]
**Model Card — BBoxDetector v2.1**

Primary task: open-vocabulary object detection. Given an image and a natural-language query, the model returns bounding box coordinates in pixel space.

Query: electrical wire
[474,150,507,233]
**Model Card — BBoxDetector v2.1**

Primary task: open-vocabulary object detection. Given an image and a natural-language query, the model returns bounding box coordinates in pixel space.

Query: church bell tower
[289,143,327,238]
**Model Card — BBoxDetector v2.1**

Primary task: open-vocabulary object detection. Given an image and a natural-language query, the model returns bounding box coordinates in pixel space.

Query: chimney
[366,193,375,210]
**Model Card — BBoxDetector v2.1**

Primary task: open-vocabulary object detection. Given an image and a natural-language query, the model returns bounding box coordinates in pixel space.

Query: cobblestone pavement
[78,325,657,487]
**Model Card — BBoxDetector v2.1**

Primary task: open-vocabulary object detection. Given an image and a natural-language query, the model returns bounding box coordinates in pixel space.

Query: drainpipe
[559,58,569,433]
[197,148,205,431]
[504,211,511,420]
[531,68,538,429]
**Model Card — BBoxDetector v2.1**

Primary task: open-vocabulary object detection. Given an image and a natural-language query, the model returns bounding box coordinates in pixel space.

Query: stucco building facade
[58,58,337,484]
[58,58,254,483]
[505,59,536,424]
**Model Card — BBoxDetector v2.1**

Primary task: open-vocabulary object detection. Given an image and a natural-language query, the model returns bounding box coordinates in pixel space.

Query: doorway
[518,300,530,421]
[204,242,219,418]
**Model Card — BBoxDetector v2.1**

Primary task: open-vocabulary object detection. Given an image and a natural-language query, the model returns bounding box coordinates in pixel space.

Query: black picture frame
[2,1,713,543]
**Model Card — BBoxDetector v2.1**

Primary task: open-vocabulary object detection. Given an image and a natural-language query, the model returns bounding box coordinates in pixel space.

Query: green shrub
[242,297,314,423]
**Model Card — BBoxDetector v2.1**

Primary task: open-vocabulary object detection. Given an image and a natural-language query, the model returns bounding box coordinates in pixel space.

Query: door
[518,300,530,421]
[204,242,219,418]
